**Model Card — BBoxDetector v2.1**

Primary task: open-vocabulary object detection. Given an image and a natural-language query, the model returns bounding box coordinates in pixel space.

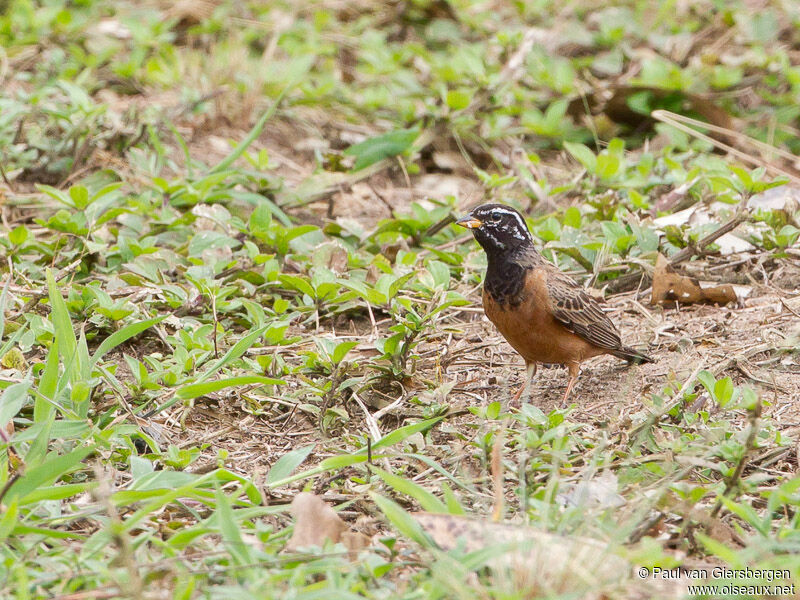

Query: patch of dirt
[166,258,799,491]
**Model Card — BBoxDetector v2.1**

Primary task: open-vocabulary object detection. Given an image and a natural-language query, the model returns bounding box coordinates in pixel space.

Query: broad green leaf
[563,207,582,229]
[372,416,443,451]
[332,341,358,364]
[697,370,716,396]
[344,128,420,171]
[69,185,90,209]
[596,153,621,180]
[8,225,27,246]
[266,444,315,485]
[714,377,735,406]
[277,274,316,298]
[446,89,471,110]
[563,142,597,173]
[0,380,31,430]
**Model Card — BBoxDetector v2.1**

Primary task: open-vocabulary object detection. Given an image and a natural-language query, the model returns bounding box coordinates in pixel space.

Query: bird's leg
[561,363,580,405]
[510,362,537,408]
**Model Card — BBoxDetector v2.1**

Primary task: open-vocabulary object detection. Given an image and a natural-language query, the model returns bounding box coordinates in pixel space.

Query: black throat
[484,251,529,307]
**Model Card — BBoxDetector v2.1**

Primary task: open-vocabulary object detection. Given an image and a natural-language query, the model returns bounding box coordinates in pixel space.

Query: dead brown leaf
[286,492,370,555]
[651,254,737,306]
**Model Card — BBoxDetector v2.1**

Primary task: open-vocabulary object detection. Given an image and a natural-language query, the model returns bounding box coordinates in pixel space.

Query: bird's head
[456,203,534,256]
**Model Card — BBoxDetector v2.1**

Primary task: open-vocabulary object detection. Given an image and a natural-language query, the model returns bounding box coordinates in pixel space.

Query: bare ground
[131,113,800,526]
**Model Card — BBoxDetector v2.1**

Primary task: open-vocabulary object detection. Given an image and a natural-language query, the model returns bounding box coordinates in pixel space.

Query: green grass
[0,0,799,598]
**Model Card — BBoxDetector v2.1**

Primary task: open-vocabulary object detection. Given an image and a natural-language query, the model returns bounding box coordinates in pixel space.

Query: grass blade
[197,325,269,383]
[46,268,77,378]
[175,375,284,400]
[210,83,296,174]
[266,444,315,485]
[371,493,434,547]
[90,315,167,366]
[0,274,10,346]
[372,466,448,513]
[7,445,94,504]
[215,484,254,567]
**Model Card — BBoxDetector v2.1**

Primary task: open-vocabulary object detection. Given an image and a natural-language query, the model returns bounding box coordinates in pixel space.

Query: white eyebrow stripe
[486,207,531,239]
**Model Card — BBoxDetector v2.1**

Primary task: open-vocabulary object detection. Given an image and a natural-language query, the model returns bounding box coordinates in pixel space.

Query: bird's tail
[611,346,653,365]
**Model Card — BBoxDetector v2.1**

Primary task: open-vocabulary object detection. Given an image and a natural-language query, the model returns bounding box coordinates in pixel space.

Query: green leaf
[8,226,27,246]
[372,467,448,513]
[36,339,59,422]
[0,500,18,542]
[563,142,597,173]
[0,380,31,432]
[69,185,90,209]
[318,454,370,470]
[249,203,273,235]
[563,207,582,229]
[440,483,466,515]
[23,416,53,467]
[344,128,420,171]
[146,326,270,417]
[446,89,471,110]
[332,341,358,364]
[47,269,77,377]
[694,532,740,564]
[278,274,316,298]
[130,471,198,491]
[0,275,10,347]
[776,225,800,248]
[197,325,269,383]
[18,482,96,504]
[175,375,284,400]
[371,493,434,547]
[713,377,734,406]
[7,445,94,504]
[215,485,253,566]
[266,444,315,485]
[90,316,167,366]
[596,153,621,180]
[697,370,716,396]
[210,82,297,174]
[372,416,443,451]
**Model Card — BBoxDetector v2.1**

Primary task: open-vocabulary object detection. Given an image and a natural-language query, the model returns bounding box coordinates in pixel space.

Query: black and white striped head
[456,203,533,256]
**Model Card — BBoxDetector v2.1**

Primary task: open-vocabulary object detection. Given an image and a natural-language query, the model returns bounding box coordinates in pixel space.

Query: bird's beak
[456,215,483,229]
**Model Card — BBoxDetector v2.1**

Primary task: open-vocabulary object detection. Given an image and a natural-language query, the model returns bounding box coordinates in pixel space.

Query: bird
[456,203,652,405]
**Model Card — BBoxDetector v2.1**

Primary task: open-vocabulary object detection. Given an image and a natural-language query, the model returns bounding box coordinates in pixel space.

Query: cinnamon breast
[482,268,606,366]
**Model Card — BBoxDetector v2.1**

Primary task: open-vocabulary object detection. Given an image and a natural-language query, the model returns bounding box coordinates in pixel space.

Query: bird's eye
[490,213,502,223]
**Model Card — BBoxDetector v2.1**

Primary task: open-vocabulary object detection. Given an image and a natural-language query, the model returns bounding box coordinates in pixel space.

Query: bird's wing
[545,269,622,351]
